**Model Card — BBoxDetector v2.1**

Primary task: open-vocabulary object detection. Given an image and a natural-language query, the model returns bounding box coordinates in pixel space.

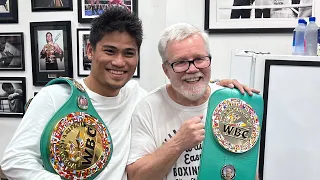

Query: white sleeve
[0,85,69,179]
[127,101,157,165]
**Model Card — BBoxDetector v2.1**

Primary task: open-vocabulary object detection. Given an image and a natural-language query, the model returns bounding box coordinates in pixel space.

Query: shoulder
[30,83,71,109]
[123,80,148,98]
[133,85,164,112]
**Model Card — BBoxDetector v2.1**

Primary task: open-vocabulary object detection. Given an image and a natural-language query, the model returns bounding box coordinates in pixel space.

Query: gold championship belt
[45,44,56,63]
[38,77,113,179]
[198,88,263,180]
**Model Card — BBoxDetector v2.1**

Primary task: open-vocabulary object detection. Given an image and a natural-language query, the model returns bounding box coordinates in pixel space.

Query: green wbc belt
[198,88,263,180]
[40,77,113,180]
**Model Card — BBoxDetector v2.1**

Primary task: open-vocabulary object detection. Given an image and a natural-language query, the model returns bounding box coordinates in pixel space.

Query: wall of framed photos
[0,0,319,171]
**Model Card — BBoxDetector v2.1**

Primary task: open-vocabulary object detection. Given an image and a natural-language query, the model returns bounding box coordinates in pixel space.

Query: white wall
[0,0,318,167]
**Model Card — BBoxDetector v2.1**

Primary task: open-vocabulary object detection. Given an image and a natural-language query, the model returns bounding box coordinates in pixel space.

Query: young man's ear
[86,42,93,60]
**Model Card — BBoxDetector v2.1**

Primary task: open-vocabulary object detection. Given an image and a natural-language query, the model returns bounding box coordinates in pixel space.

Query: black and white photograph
[0,0,18,23]
[78,0,138,23]
[77,28,139,77]
[0,0,9,13]
[30,21,73,86]
[0,77,26,117]
[31,0,73,12]
[205,0,317,33]
[0,33,24,70]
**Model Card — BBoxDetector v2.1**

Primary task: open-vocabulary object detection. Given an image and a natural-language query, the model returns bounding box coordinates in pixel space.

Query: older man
[126,23,259,180]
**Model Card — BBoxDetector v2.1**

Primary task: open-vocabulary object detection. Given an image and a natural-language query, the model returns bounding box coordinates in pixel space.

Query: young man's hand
[217,79,260,96]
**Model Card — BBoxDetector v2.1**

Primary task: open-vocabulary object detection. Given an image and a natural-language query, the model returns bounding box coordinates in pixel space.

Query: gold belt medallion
[212,98,260,153]
[49,112,112,179]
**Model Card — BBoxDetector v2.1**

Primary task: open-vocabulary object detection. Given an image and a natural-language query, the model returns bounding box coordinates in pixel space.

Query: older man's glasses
[167,55,212,73]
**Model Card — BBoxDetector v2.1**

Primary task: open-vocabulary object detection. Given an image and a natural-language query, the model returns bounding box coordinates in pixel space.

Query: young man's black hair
[89,5,143,50]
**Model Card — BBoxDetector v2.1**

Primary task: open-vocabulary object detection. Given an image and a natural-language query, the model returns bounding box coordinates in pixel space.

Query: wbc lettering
[82,126,97,165]
[223,124,249,140]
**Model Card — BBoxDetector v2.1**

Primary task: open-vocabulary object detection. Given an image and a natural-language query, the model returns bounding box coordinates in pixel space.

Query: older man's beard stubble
[171,72,209,101]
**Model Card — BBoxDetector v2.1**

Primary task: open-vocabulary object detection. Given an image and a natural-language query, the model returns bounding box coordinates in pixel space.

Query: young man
[0,6,145,180]
[126,23,259,180]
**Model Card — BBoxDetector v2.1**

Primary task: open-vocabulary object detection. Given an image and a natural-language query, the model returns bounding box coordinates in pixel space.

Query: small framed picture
[0,32,25,71]
[78,0,138,23]
[76,28,139,78]
[31,0,73,12]
[0,77,26,117]
[0,0,18,23]
[30,21,73,86]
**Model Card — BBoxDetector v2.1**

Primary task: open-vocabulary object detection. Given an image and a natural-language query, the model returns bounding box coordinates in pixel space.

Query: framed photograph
[0,32,25,71]
[78,0,138,23]
[205,0,317,33]
[0,77,26,117]
[31,0,73,12]
[76,28,140,78]
[30,21,73,86]
[0,0,18,23]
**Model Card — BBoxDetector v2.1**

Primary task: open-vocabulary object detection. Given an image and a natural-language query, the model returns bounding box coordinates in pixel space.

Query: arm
[127,112,204,180]
[53,43,63,58]
[0,85,70,179]
[40,45,47,59]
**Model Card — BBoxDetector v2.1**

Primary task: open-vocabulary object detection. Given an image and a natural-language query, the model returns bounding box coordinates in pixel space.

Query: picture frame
[0,0,18,23]
[0,32,25,71]
[78,0,138,23]
[30,21,73,86]
[258,60,320,180]
[76,28,140,78]
[0,77,26,117]
[31,0,73,12]
[205,0,317,33]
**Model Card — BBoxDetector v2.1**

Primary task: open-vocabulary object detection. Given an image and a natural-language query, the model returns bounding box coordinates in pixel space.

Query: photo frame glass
[30,21,73,86]
[0,33,24,70]
[206,0,317,33]
[31,0,73,11]
[78,0,138,23]
[77,29,139,78]
[0,77,26,117]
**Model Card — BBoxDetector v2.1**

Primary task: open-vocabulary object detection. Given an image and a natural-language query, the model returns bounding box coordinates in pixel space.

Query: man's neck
[166,84,211,106]
[84,76,120,97]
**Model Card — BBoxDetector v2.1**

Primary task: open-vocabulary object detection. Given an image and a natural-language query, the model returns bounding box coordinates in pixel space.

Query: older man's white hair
[158,23,210,63]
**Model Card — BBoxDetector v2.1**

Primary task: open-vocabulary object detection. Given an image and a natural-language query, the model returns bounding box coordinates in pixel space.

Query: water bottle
[318,28,320,56]
[304,17,319,56]
[292,19,307,55]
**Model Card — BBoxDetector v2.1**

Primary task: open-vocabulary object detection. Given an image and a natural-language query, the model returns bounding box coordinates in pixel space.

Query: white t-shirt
[0,78,147,180]
[128,83,223,180]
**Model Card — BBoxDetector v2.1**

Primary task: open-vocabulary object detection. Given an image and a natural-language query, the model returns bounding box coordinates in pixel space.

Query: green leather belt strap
[40,77,113,180]
[198,88,263,180]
